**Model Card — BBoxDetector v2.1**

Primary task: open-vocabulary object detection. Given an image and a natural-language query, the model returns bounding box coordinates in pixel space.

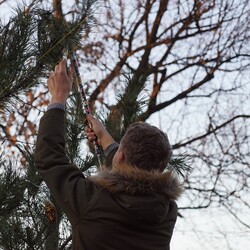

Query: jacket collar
[89,163,183,200]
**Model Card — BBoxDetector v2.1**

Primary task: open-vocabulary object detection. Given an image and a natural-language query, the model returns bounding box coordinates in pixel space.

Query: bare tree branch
[173,115,250,149]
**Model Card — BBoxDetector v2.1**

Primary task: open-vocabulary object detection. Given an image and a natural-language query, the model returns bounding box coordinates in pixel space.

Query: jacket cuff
[47,103,66,111]
[104,142,119,157]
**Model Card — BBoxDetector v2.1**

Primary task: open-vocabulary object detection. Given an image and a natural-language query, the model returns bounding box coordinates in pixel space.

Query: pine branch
[0,159,25,217]
[168,154,192,177]
[0,1,97,110]
[105,68,148,141]
[0,10,38,107]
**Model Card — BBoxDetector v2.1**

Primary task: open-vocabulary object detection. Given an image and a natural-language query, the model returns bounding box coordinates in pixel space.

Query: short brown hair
[120,122,172,172]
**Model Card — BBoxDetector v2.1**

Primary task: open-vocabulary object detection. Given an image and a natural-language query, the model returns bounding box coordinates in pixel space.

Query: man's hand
[48,59,73,104]
[85,115,115,150]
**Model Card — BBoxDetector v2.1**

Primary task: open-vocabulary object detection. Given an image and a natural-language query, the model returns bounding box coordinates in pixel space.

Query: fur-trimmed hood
[89,164,183,223]
[90,163,183,200]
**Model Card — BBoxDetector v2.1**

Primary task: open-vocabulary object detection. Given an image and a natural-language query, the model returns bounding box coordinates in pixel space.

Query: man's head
[113,122,172,172]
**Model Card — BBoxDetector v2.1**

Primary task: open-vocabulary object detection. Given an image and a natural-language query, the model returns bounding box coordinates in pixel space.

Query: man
[34,59,183,250]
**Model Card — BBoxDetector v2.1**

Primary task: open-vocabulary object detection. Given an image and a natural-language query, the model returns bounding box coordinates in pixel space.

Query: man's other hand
[85,115,115,150]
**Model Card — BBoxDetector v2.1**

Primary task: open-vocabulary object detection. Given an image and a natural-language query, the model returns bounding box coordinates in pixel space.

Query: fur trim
[89,163,183,200]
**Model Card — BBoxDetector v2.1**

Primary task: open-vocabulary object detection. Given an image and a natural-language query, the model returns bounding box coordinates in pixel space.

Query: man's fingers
[53,59,66,73]
[47,74,54,87]
[85,125,92,133]
[86,114,98,126]
[55,64,59,72]
[88,135,97,142]
[68,66,73,79]
[85,124,98,142]
[86,130,97,141]
[59,58,67,73]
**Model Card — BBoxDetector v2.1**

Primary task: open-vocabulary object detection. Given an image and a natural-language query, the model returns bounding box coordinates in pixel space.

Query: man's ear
[117,150,125,162]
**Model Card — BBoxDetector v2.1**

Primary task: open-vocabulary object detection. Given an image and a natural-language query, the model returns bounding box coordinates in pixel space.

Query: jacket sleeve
[104,142,119,168]
[34,108,93,225]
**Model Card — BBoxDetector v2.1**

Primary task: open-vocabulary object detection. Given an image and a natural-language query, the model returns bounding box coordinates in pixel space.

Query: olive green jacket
[35,109,183,250]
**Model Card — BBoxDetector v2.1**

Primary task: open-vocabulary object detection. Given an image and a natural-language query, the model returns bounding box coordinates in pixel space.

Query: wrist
[100,134,116,150]
[50,97,67,105]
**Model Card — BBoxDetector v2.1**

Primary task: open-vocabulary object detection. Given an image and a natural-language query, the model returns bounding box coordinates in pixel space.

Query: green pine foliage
[0,154,44,249]
[0,1,96,111]
[0,144,68,249]
[103,69,148,142]
[168,154,192,177]
[0,9,36,109]
[66,90,97,171]
[0,159,25,218]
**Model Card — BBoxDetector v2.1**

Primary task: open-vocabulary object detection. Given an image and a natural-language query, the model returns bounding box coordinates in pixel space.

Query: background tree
[81,0,250,232]
[0,0,249,249]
